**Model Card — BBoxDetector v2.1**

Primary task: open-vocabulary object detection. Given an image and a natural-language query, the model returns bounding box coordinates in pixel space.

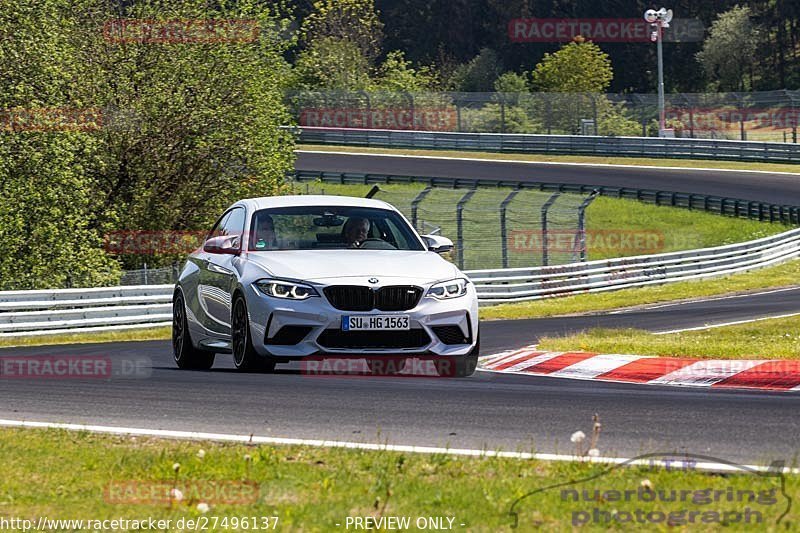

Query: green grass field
[1,427,795,531]
[537,313,800,360]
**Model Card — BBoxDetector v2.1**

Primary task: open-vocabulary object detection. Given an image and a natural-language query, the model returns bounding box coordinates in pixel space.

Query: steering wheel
[357,238,397,250]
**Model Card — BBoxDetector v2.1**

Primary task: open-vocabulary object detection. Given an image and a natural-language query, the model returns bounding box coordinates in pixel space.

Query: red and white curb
[479,346,800,392]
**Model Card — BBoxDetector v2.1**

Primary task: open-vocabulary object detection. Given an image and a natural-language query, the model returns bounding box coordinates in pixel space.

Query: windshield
[248,206,424,252]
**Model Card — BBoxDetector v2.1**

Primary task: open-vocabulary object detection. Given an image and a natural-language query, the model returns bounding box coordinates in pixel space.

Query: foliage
[493,71,529,93]
[531,39,613,94]
[449,48,504,92]
[0,0,296,285]
[293,36,373,89]
[696,5,760,91]
[461,103,537,133]
[301,0,384,62]
[374,50,438,91]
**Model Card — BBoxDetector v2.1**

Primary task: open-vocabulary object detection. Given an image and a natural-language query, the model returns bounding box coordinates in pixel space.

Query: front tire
[173,291,215,370]
[435,337,479,378]
[232,295,276,373]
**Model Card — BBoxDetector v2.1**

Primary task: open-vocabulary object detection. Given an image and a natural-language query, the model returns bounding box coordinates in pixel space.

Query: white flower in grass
[587,448,600,458]
[196,449,206,459]
[172,462,181,473]
[170,488,184,502]
[570,431,586,443]
[640,479,654,491]
[197,502,210,514]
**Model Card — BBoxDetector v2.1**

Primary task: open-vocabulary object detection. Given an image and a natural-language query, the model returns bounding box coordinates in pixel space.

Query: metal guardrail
[295,126,800,164]
[0,285,173,337]
[465,227,800,304]
[292,170,800,225]
[1,228,798,333]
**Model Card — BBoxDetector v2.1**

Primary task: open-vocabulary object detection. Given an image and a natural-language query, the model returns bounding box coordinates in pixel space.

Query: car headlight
[426,278,469,300]
[254,279,319,300]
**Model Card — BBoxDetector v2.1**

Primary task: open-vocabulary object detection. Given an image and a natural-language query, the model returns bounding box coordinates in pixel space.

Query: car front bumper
[246,281,479,359]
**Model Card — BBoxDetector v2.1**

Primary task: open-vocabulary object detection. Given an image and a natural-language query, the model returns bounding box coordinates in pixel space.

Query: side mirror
[421,234,453,254]
[203,234,240,255]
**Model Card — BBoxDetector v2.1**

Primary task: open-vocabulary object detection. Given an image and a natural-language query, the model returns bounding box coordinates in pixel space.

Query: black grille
[324,286,373,311]
[317,329,431,349]
[432,326,469,345]
[266,326,313,345]
[324,285,423,311]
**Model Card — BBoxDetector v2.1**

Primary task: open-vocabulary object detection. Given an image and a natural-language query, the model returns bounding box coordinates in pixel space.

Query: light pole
[645,8,673,137]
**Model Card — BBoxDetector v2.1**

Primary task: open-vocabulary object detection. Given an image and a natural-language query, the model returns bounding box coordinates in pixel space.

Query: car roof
[236,195,396,211]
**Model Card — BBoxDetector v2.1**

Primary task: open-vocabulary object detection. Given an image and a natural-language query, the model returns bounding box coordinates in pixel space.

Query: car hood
[245,250,460,283]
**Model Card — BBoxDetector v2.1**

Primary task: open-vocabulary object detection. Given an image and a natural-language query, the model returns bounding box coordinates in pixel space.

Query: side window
[208,211,231,240]
[221,208,245,237]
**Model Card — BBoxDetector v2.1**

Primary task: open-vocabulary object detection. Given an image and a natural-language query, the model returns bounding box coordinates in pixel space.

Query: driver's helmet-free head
[254,213,276,250]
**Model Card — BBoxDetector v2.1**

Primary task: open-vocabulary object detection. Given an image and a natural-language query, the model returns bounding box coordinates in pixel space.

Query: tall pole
[657,23,665,135]
[645,8,672,137]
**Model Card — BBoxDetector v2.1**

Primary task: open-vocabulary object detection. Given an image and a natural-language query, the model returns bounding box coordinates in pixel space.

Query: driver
[343,217,370,248]
[253,214,278,250]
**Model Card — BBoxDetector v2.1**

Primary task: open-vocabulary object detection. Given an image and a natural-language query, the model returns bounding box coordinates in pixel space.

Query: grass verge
[480,259,800,320]
[298,144,800,174]
[537,313,800,360]
[0,326,171,349]
[0,427,795,531]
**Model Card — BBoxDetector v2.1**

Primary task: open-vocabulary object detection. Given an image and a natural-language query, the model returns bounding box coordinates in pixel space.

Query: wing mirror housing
[203,234,241,255]
[421,234,453,254]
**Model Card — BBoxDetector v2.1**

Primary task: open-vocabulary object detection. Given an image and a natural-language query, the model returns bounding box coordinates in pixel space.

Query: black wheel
[435,336,479,378]
[232,295,276,373]
[366,356,407,375]
[173,291,215,370]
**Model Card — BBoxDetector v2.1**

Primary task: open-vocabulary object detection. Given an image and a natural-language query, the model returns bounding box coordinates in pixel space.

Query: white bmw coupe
[172,195,480,376]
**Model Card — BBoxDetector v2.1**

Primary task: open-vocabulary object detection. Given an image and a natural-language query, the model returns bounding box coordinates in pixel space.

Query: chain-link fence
[119,264,180,285]
[301,182,597,270]
[287,89,800,142]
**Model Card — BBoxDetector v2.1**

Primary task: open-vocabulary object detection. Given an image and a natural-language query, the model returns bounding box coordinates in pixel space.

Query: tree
[449,48,504,92]
[0,0,296,286]
[293,37,373,89]
[302,0,384,62]
[531,38,613,93]
[374,50,438,91]
[530,38,616,135]
[493,71,529,93]
[696,5,759,91]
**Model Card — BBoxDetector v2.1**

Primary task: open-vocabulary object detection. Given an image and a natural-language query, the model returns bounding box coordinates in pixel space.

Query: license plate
[342,315,410,331]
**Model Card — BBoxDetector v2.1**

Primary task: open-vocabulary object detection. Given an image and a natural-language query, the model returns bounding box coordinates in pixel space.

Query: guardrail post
[541,192,561,266]
[574,191,600,262]
[456,189,477,269]
[411,186,433,231]
[500,189,521,269]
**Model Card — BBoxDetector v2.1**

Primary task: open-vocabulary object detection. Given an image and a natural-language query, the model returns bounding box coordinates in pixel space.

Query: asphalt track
[295,150,800,205]
[3,153,800,465]
[2,287,800,464]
